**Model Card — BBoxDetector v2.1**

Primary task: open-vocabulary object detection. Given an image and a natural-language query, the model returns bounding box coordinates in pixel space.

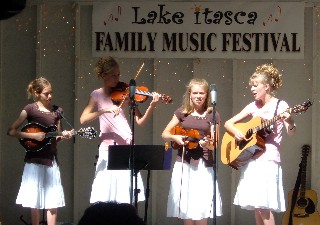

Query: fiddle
[170,126,215,150]
[111,81,173,105]
[170,126,201,150]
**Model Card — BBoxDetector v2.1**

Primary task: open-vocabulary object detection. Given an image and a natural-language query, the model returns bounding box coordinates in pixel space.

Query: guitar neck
[46,131,62,138]
[46,130,76,138]
[252,108,291,133]
[135,88,172,104]
[300,168,306,197]
[255,115,280,132]
[135,89,155,97]
[300,154,308,198]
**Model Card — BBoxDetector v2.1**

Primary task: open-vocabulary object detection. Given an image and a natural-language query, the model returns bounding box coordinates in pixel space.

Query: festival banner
[92,2,304,59]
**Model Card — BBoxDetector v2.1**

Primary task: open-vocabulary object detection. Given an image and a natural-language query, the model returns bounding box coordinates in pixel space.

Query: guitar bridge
[293,213,309,218]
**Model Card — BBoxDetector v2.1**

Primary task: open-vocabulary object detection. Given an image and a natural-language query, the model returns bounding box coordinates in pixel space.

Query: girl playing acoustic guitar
[224,64,296,225]
[7,77,74,225]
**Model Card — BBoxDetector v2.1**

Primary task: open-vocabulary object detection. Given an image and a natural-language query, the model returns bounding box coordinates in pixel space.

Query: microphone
[210,84,217,106]
[53,104,73,129]
[129,79,136,100]
[52,105,59,112]
[53,105,62,117]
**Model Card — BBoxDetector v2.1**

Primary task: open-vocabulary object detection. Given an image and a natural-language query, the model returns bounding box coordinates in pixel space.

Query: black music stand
[108,145,172,223]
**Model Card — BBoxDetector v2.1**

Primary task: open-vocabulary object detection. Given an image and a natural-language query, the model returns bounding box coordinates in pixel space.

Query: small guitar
[19,122,97,152]
[282,145,320,225]
[221,99,312,170]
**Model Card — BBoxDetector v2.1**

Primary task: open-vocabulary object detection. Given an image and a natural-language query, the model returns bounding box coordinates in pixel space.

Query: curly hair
[26,77,51,99]
[249,63,282,96]
[94,56,119,79]
[181,78,211,114]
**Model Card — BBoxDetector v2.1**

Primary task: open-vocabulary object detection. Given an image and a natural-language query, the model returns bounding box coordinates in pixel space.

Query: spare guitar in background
[19,122,97,152]
[282,144,320,225]
[220,99,312,170]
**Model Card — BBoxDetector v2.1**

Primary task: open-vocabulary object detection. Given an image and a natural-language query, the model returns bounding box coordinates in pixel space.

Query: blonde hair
[249,63,282,96]
[26,77,51,99]
[181,78,211,114]
[95,56,119,79]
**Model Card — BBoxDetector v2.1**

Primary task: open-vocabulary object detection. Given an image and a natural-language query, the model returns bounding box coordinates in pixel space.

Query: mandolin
[19,122,97,152]
[281,145,320,225]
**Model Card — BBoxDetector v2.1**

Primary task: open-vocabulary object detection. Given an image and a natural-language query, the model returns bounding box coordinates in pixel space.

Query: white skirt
[90,144,145,203]
[16,159,65,209]
[167,160,222,220]
[233,159,286,212]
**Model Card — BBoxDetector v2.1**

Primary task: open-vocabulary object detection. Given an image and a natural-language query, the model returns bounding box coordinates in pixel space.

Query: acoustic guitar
[282,145,320,225]
[19,122,97,152]
[221,99,312,170]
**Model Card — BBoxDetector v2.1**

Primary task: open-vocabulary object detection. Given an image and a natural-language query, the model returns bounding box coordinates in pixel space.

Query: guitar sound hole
[238,140,250,150]
[296,197,316,214]
[245,129,253,139]
[297,197,308,208]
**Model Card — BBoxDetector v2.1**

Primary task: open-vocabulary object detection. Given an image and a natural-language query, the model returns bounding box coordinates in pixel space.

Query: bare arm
[7,110,28,138]
[201,112,221,150]
[56,119,74,141]
[135,92,160,126]
[80,96,120,124]
[280,111,296,136]
[224,109,250,141]
[7,110,46,141]
[161,114,186,146]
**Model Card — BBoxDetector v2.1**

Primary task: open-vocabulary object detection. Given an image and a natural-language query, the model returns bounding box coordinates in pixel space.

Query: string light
[11,2,320,104]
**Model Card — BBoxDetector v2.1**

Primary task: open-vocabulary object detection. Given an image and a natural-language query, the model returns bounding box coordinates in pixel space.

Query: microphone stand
[128,83,139,209]
[211,101,218,225]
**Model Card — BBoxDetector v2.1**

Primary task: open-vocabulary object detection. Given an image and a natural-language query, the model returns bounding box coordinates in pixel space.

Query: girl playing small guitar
[7,77,74,225]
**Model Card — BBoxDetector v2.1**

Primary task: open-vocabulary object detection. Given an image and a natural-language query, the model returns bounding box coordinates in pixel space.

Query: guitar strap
[265,99,281,134]
[288,162,302,225]
[275,99,281,116]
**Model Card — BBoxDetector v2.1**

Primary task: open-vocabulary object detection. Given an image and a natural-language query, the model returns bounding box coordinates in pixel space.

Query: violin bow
[134,62,144,80]
[116,62,145,108]
[178,144,186,218]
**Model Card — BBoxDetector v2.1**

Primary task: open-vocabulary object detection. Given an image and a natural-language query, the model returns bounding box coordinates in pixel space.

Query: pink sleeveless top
[91,88,132,146]
[243,98,289,162]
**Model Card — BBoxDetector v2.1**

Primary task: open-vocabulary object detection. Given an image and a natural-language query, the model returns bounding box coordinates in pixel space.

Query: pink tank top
[91,88,132,146]
[243,98,289,162]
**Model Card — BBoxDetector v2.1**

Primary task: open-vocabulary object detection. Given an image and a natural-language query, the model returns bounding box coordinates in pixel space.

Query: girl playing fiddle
[80,56,160,204]
[162,78,222,225]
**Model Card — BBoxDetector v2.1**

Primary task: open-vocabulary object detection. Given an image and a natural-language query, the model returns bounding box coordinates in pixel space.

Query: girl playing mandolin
[80,56,160,204]
[7,77,74,225]
[224,64,296,225]
[162,78,222,225]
